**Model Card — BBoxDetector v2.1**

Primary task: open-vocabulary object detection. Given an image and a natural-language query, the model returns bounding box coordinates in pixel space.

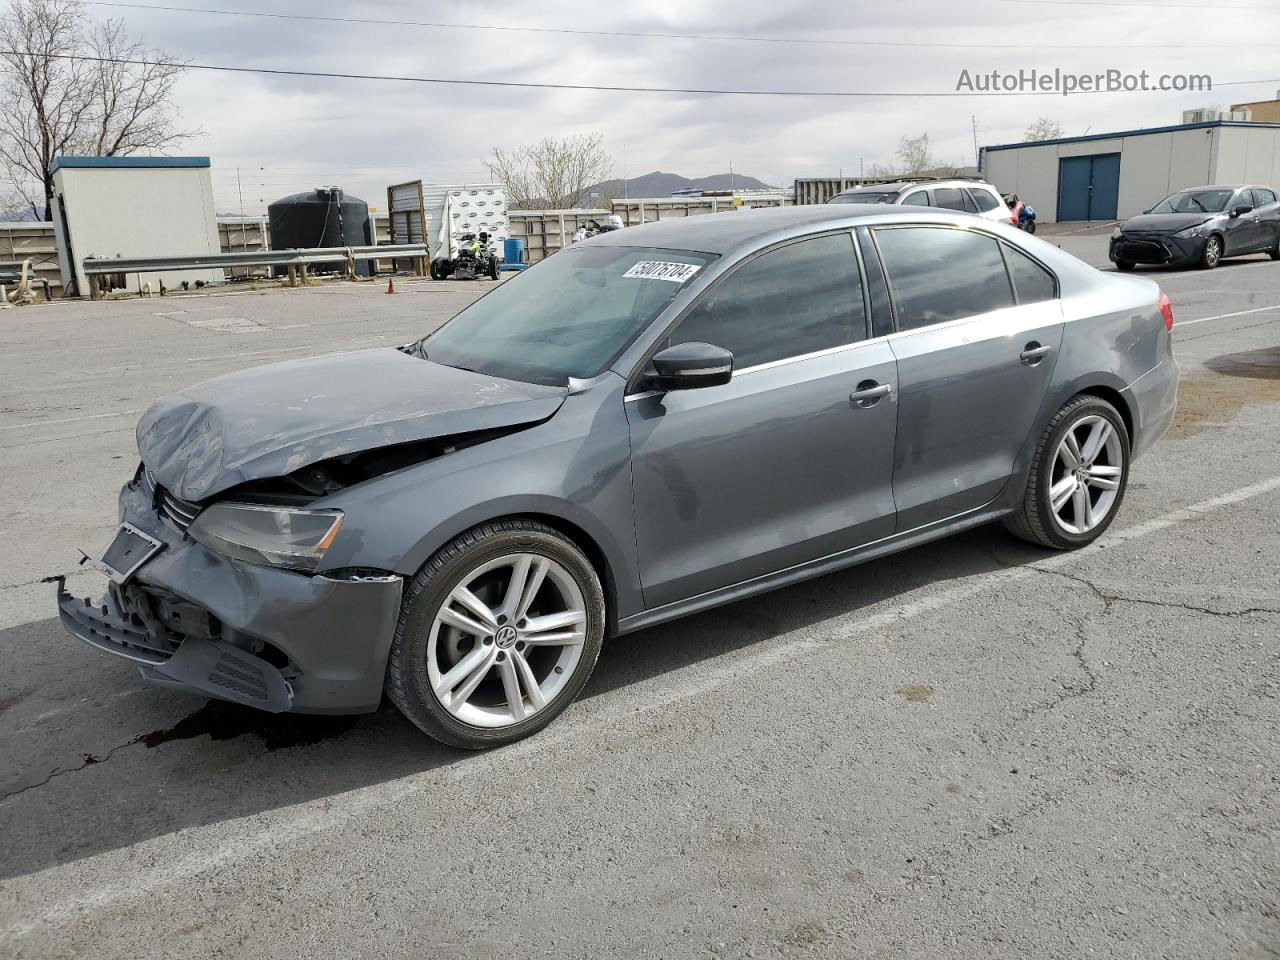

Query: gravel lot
[2,240,1278,959]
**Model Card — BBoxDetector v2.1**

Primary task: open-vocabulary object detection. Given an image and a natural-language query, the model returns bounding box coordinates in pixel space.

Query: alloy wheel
[1204,236,1221,268]
[426,553,587,728]
[1048,414,1124,535]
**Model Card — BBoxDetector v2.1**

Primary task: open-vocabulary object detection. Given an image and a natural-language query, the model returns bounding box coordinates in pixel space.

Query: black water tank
[267,187,372,274]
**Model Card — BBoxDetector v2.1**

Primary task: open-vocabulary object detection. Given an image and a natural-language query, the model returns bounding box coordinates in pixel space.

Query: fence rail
[83,244,429,298]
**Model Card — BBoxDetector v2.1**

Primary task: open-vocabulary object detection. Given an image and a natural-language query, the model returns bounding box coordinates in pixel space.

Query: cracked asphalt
[2,242,1279,959]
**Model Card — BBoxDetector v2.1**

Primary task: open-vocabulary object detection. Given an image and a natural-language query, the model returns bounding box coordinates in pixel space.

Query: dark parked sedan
[1110,184,1280,270]
[57,206,1178,748]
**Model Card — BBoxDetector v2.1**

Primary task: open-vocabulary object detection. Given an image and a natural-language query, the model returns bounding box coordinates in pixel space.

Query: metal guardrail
[82,244,429,276]
[83,244,430,299]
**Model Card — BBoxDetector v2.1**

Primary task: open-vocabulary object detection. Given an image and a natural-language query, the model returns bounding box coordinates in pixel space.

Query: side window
[1235,189,1257,210]
[670,233,866,368]
[969,189,1000,213]
[933,188,968,211]
[874,226,1014,330]
[1257,188,1278,207]
[1002,244,1058,304]
[902,190,931,207]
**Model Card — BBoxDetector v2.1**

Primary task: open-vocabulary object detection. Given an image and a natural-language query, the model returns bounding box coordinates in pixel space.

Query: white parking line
[1178,304,1280,327]
[6,471,1280,942]
[0,409,143,432]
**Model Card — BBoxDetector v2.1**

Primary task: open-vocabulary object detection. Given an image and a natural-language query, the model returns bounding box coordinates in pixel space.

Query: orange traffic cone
[386,277,397,294]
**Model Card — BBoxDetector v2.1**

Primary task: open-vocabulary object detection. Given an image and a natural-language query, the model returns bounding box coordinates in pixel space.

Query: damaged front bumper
[55,474,404,715]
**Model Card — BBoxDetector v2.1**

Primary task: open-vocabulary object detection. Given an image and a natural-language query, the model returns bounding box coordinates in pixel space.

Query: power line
[5,50,1278,97]
[1003,0,1274,7]
[82,1,1275,49]
[999,0,1275,8]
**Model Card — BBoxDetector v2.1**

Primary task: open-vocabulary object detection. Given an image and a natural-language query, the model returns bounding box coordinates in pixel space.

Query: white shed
[50,156,223,296]
[981,120,1280,225]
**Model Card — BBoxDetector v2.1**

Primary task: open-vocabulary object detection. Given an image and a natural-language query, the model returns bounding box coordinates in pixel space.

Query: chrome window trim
[623,334,891,402]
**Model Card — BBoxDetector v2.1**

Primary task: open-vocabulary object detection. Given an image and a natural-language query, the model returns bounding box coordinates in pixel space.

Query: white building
[51,156,222,296]
[981,120,1280,224]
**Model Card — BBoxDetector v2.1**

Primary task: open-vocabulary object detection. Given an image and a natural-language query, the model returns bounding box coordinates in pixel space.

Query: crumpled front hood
[137,348,566,501]
[1120,212,1215,235]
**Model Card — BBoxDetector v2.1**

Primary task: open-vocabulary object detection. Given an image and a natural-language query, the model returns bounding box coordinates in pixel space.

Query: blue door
[1057,153,1121,221]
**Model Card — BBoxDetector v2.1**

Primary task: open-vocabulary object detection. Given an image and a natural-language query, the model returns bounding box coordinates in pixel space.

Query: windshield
[831,191,898,204]
[1149,189,1235,214]
[421,245,716,385]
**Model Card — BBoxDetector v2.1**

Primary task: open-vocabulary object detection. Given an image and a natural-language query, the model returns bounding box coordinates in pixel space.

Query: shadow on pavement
[0,523,1046,881]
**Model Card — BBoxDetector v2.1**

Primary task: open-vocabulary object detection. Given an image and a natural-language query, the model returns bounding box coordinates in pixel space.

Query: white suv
[829,178,1015,225]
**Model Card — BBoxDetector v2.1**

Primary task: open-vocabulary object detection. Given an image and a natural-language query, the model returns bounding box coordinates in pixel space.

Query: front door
[626,232,899,608]
[868,224,1064,530]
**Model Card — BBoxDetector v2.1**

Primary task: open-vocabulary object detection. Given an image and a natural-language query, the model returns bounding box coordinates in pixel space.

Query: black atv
[431,233,500,281]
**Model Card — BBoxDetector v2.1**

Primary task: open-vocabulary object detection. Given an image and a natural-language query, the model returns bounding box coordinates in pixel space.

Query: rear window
[969,189,1000,213]
[933,188,970,212]
[874,226,1015,329]
[1002,244,1057,304]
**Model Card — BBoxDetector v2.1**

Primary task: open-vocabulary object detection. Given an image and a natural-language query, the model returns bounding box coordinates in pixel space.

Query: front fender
[315,377,645,623]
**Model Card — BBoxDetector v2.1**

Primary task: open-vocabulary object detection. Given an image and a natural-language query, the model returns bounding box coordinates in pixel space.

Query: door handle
[1020,342,1053,365]
[850,381,892,407]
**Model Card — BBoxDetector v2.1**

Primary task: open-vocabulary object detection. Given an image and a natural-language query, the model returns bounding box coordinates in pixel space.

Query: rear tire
[1003,395,1131,550]
[386,520,605,749]
[1114,260,1135,272]
[1023,220,1036,235]
[1269,233,1280,261]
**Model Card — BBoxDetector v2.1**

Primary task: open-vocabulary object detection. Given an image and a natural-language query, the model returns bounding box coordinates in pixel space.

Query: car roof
[1177,184,1249,191]
[587,204,897,254]
[833,179,995,197]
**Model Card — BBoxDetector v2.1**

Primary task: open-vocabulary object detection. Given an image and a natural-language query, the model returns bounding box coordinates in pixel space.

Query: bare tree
[1023,117,1065,142]
[0,0,196,219]
[486,133,613,209]
[896,133,936,175]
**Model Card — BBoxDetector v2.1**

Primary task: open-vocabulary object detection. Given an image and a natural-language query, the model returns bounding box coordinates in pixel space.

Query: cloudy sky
[77,0,1280,214]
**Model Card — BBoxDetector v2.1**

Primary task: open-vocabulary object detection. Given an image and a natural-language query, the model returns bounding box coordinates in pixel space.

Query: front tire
[1114,259,1135,272]
[1003,395,1130,550]
[1198,235,1222,269]
[386,520,605,749]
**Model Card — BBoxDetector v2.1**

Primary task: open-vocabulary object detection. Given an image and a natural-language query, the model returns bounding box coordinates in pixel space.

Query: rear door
[626,232,899,607]
[1255,188,1280,251]
[866,224,1064,531]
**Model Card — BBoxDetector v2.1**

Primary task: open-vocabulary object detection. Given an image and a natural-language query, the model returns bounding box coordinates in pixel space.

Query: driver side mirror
[642,342,733,392]
[1231,204,1253,218]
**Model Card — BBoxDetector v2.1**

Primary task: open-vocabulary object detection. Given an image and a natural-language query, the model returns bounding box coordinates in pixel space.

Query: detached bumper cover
[56,581,294,712]
[57,477,404,714]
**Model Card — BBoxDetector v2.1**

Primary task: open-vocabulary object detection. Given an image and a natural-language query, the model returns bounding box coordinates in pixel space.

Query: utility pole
[236,167,248,258]
[729,160,735,194]
[971,116,980,168]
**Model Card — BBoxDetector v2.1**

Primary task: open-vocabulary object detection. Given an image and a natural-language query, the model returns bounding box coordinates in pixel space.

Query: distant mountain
[580,170,773,204]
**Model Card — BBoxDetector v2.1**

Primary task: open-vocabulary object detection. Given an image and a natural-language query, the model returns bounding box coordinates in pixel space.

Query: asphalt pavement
[1,244,1278,959]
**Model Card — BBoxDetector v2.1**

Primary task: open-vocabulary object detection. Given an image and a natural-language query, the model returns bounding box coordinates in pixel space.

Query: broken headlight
[187,503,344,573]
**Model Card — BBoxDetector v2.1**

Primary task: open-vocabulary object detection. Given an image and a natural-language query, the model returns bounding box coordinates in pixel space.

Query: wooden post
[89,273,101,300]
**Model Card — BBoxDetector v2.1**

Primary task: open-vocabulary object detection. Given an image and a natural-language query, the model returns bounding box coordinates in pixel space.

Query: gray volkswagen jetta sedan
[57,206,1178,748]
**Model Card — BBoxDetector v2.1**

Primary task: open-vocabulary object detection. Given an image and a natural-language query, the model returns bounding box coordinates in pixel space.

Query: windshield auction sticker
[622,261,702,283]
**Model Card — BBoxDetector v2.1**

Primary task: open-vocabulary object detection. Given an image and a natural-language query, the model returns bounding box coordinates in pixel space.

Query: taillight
[1158,292,1174,331]
[1011,215,1018,225]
